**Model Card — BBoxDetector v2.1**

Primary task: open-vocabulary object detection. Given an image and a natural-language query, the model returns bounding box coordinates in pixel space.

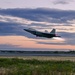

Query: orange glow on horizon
[0,36,75,50]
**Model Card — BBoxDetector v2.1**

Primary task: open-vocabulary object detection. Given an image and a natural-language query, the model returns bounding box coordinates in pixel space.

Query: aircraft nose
[24,29,27,30]
[23,29,29,32]
[23,29,27,31]
[24,29,25,30]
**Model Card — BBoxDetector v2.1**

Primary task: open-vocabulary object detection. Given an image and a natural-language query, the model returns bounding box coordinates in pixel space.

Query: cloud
[0,44,56,51]
[0,8,75,22]
[0,44,18,50]
[0,36,75,50]
[0,8,75,47]
[53,0,74,5]
[0,8,75,32]
[0,10,75,33]
[0,14,63,26]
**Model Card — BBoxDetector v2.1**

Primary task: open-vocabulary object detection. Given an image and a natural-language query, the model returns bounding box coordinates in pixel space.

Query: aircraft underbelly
[43,34,54,38]
[36,32,55,38]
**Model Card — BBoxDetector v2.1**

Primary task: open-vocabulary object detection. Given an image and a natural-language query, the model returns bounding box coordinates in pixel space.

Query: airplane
[24,28,61,38]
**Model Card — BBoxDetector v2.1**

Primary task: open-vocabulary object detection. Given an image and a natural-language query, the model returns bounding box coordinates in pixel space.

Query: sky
[0,0,75,10]
[0,0,75,51]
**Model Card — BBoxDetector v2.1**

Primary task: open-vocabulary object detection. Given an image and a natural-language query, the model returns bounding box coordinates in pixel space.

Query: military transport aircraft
[24,28,61,38]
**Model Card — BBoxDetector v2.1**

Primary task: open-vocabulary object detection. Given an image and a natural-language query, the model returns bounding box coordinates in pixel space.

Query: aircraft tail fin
[50,29,56,34]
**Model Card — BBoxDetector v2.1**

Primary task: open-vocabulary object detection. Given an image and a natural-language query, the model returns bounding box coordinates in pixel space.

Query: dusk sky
[0,0,75,51]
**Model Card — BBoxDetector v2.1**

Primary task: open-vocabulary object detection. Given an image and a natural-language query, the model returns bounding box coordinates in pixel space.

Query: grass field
[0,57,75,75]
[1,56,75,61]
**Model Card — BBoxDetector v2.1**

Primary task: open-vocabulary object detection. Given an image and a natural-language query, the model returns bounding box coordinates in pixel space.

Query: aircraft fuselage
[24,29,60,38]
